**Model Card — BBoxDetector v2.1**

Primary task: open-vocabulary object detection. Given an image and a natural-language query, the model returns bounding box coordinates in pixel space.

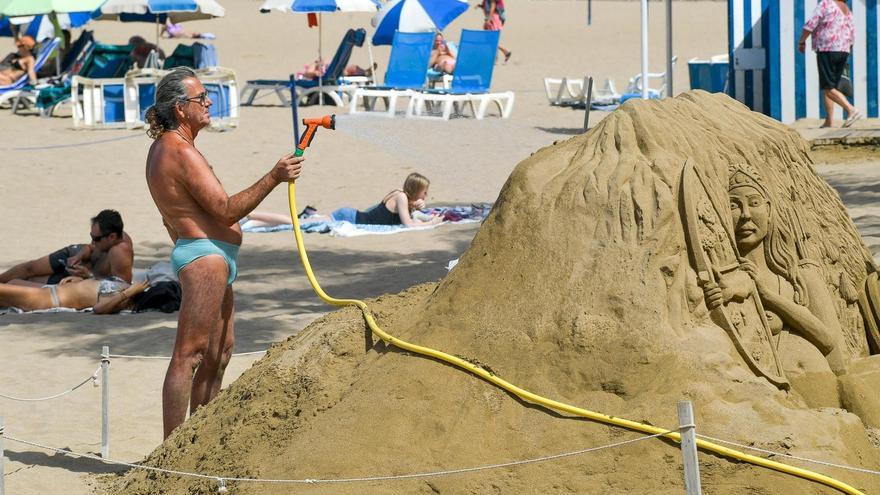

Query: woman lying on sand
[325,173,443,227]
[0,277,152,314]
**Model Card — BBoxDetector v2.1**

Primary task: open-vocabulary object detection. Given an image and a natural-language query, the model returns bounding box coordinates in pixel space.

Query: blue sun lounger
[406,29,514,120]
[348,31,433,117]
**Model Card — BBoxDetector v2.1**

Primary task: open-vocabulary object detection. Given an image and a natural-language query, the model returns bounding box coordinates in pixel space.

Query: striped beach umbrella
[96,0,224,44]
[0,12,95,39]
[371,0,468,46]
[259,0,379,104]
[259,0,379,14]
[0,0,107,17]
[96,0,224,22]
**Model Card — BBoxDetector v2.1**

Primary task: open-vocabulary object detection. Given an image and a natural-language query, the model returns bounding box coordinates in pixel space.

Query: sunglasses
[180,91,209,106]
[91,233,108,243]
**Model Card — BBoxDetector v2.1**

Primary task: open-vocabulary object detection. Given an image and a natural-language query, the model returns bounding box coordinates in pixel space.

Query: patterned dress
[804,0,855,52]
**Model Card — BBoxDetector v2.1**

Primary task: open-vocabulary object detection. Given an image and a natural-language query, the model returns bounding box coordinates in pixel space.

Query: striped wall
[729,0,880,122]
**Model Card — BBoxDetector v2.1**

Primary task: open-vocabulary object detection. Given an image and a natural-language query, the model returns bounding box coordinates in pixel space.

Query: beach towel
[241,206,490,237]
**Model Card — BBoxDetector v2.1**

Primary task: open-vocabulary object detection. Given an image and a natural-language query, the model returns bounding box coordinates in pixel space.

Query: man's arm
[108,243,134,282]
[180,147,304,225]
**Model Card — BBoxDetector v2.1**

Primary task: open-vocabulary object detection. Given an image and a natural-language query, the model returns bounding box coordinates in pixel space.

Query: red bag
[483,13,503,31]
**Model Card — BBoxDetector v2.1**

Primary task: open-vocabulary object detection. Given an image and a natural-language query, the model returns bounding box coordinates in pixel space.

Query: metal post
[318,13,324,106]
[101,346,110,459]
[587,0,592,26]
[640,0,649,99]
[583,76,593,130]
[289,75,301,146]
[1,416,5,495]
[677,400,702,495]
[666,0,674,96]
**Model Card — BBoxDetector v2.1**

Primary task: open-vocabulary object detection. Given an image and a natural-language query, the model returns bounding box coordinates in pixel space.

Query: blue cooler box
[688,57,729,93]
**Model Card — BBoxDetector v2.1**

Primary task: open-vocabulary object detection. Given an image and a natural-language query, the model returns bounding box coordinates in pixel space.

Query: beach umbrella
[0,12,95,39]
[371,0,468,46]
[0,0,107,17]
[259,0,380,104]
[96,0,225,44]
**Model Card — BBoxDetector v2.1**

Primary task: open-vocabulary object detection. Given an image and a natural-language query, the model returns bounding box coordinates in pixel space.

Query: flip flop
[843,110,862,128]
[504,51,512,63]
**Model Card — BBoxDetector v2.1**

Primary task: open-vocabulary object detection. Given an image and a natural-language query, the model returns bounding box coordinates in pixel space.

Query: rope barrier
[107,350,266,360]
[0,367,100,402]
[2,430,671,487]
[697,434,880,476]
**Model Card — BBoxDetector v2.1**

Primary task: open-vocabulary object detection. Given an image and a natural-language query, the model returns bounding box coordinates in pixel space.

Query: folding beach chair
[0,37,61,97]
[67,43,135,128]
[624,56,677,98]
[543,76,619,107]
[348,31,433,117]
[406,30,514,120]
[241,28,367,107]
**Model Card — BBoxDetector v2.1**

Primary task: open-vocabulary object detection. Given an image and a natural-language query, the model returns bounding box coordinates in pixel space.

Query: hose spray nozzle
[296,115,336,156]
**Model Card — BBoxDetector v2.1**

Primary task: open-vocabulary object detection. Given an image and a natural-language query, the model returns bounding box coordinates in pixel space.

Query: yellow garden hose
[286,181,864,495]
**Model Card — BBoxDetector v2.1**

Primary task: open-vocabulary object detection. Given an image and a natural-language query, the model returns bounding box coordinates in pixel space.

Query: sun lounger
[0,37,61,109]
[543,76,620,108]
[241,28,368,107]
[625,56,677,98]
[348,31,434,117]
[406,30,514,120]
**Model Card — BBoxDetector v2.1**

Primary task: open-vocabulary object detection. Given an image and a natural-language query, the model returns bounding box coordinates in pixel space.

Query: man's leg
[162,256,229,439]
[0,256,54,284]
[190,284,234,411]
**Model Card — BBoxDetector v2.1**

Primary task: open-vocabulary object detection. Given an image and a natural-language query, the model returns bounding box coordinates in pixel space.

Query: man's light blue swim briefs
[170,238,240,286]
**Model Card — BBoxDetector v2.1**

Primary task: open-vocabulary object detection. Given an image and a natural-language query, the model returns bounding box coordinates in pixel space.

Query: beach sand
[3,2,876,493]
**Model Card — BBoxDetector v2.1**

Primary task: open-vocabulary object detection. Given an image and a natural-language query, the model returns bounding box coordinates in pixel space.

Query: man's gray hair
[145,66,198,139]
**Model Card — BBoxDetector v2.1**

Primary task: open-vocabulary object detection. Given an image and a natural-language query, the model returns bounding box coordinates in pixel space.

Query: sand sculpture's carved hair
[144,66,198,140]
[728,163,809,307]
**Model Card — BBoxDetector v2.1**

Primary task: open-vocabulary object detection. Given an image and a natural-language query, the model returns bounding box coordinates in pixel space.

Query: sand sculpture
[109,92,880,494]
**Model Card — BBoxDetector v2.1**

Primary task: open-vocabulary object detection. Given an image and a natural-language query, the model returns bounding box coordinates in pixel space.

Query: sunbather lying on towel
[0,276,180,314]
[308,173,443,227]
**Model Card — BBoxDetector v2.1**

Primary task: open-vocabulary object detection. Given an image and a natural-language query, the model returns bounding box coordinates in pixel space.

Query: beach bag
[838,69,853,99]
[132,281,182,313]
[484,13,503,31]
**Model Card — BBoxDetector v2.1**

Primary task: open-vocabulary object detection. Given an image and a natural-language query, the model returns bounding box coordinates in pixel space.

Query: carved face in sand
[729,184,770,253]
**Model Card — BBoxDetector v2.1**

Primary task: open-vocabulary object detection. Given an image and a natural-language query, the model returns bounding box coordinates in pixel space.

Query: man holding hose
[144,67,304,438]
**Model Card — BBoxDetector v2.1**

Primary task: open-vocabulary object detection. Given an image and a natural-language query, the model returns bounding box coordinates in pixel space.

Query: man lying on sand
[0,209,134,286]
[144,67,304,438]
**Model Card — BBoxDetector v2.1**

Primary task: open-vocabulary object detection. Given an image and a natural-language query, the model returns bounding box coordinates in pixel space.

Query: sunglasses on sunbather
[91,233,108,242]
[180,91,209,106]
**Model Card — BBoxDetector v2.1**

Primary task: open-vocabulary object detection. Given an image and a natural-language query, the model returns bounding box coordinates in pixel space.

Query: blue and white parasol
[371,0,468,46]
[96,0,225,22]
[0,12,94,39]
[96,0,224,44]
[259,0,379,13]
[259,0,379,105]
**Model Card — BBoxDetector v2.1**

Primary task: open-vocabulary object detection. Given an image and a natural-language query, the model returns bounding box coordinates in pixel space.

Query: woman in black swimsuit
[0,35,37,86]
[329,173,443,227]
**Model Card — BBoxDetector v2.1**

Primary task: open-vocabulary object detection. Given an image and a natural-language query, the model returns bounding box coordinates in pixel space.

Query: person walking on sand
[476,0,511,63]
[144,67,304,439]
[799,0,861,128]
